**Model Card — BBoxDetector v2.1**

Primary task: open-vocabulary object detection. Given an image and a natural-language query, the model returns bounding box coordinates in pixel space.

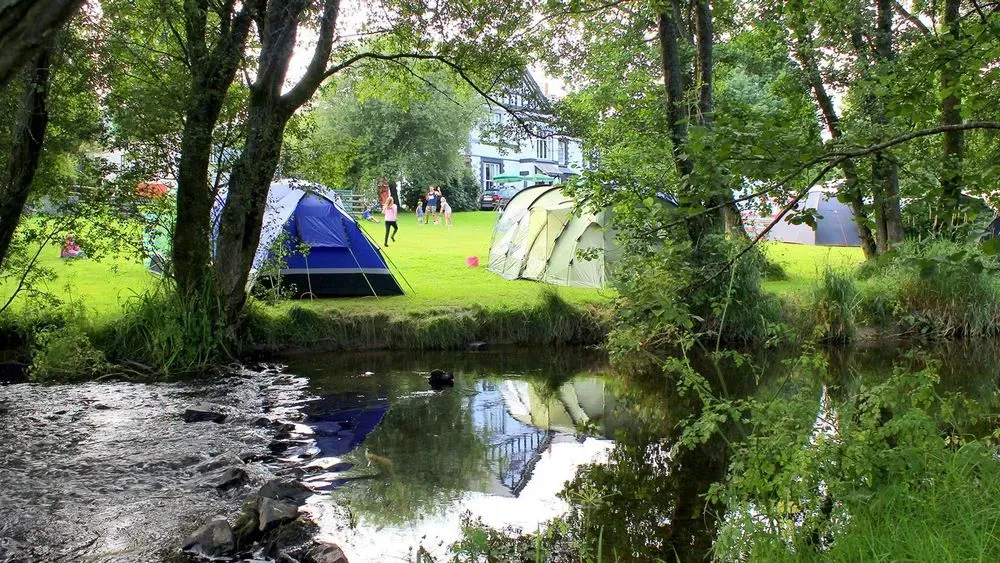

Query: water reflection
[283,342,1000,562]
[282,348,617,561]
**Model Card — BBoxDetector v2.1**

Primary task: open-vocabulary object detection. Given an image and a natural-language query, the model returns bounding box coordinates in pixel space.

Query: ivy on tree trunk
[0,45,54,271]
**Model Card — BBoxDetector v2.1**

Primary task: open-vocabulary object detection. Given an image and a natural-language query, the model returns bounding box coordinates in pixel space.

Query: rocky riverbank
[0,363,343,562]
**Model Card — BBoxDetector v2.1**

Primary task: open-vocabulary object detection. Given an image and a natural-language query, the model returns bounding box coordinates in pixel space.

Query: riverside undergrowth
[856,239,1000,337]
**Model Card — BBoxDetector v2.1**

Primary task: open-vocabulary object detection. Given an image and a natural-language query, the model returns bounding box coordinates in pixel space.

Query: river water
[1,343,997,561]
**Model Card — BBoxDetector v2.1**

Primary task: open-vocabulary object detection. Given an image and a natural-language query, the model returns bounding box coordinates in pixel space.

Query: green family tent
[488,185,617,288]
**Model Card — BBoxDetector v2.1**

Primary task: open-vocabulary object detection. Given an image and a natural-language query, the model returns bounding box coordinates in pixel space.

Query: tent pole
[354,220,414,294]
[304,251,314,300]
[346,243,380,299]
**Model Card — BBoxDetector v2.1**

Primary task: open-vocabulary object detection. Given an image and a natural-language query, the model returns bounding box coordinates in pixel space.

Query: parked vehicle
[495,187,521,211]
[479,189,502,210]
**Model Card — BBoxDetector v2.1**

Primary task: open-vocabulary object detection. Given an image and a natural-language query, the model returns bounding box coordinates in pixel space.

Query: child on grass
[441,197,453,228]
[416,199,425,224]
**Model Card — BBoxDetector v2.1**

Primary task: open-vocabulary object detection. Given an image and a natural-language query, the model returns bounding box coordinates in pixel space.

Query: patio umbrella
[522,174,556,184]
[493,173,526,184]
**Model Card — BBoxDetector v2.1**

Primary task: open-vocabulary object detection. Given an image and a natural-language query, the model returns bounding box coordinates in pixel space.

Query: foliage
[710,353,1000,562]
[29,309,107,382]
[283,70,482,201]
[856,240,1000,337]
[107,279,230,374]
[808,268,858,342]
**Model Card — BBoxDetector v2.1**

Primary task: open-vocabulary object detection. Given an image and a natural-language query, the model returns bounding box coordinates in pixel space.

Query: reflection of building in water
[471,377,619,497]
[471,380,552,497]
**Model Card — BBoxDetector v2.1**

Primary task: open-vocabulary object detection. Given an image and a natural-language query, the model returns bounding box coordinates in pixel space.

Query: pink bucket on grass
[466,256,479,268]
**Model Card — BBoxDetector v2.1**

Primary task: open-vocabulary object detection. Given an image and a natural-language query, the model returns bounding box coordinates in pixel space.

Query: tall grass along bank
[248,290,611,352]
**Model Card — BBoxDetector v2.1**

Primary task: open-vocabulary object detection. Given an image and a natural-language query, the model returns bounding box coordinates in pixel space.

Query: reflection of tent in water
[499,377,619,437]
[471,377,618,497]
[300,394,390,457]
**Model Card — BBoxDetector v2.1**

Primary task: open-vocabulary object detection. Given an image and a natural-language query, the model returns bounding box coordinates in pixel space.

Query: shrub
[809,267,857,342]
[857,240,1000,338]
[30,323,108,382]
[106,279,230,374]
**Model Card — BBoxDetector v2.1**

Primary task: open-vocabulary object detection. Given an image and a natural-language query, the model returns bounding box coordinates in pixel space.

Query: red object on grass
[466,256,479,268]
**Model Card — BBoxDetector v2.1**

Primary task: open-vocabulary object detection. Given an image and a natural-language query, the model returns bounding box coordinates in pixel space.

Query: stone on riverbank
[258,497,298,532]
[259,479,312,505]
[304,542,349,563]
[214,466,248,490]
[181,516,235,558]
[183,403,227,423]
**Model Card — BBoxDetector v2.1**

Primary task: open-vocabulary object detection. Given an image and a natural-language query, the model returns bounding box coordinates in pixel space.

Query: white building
[466,72,585,191]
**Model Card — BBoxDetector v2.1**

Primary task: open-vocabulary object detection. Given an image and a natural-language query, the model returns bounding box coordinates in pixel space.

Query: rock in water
[259,479,313,505]
[258,497,298,532]
[305,542,350,563]
[182,516,235,558]
[214,467,248,490]
[183,403,227,423]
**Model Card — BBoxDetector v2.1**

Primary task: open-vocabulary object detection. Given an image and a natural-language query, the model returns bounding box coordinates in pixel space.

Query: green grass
[0,244,154,322]
[2,214,864,326]
[1,212,611,322]
[261,210,613,317]
[761,242,865,295]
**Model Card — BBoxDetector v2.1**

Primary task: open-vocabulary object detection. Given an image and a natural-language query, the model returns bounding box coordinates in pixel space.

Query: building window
[558,140,569,165]
[488,111,502,125]
[536,135,554,160]
[482,161,501,190]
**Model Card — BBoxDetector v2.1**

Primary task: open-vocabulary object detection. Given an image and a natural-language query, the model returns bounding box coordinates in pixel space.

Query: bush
[30,323,108,382]
[856,240,1000,338]
[809,267,857,342]
[105,280,230,374]
[440,167,482,211]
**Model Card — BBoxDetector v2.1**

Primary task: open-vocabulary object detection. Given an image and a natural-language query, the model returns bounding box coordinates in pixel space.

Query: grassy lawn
[0,243,154,322]
[761,242,866,295]
[1,210,866,321]
[1,211,612,320]
[281,210,613,315]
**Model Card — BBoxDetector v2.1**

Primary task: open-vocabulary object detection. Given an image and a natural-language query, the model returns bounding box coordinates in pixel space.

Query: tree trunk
[170,0,254,297]
[172,107,220,296]
[214,102,291,319]
[213,0,341,324]
[789,8,878,259]
[940,0,964,217]
[873,0,905,247]
[0,46,54,271]
[0,0,81,89]
[657,6,693,181]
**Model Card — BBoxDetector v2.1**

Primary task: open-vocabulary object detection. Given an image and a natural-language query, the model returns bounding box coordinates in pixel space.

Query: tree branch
[318,51,544,136]
[893,0,931,34]
[683,121,1000,288]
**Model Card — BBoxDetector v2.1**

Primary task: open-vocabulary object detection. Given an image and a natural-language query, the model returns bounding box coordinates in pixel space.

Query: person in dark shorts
[383,196,398,246]
[425,187,438,223]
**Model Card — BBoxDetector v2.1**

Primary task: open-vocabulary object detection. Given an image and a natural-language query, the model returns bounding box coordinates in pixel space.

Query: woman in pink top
[383,196,398,247]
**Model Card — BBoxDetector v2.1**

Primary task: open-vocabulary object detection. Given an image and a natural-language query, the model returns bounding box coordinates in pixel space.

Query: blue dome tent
[232,179,404,297]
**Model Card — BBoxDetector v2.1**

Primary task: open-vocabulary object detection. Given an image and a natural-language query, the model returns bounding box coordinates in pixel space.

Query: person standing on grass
[425,186,438,224]
[441,197,453,228]
[416,198,425,224]
[383,196,398,247]
[432,186,443,225]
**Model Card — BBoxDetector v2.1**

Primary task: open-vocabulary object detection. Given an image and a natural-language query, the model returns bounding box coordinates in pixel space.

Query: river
[0,343,997,561]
